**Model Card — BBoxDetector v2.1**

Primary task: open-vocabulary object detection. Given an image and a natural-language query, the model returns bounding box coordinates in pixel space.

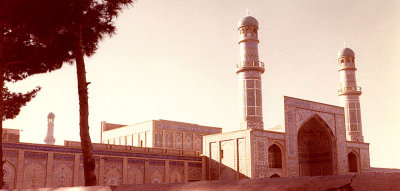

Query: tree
[0,1,73,187]
[1,0,133,186]
[62,0,133,185]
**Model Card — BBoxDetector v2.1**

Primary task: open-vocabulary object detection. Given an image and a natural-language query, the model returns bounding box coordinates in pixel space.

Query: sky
[5,0,400,169]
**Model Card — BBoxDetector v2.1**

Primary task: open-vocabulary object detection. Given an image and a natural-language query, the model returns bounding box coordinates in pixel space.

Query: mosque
[1,15,399,189]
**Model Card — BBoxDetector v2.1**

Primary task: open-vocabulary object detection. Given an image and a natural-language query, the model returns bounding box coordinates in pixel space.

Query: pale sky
[5,0,400,169]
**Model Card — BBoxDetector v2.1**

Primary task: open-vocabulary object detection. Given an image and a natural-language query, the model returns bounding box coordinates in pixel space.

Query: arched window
[348,152,358,172]
[268,144,282,168]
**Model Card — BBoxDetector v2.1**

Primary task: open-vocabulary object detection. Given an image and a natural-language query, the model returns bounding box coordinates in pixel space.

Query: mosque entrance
[297,116,334,176]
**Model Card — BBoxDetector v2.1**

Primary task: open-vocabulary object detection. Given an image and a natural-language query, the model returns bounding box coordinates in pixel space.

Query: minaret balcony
[236,61,265,73]
[338,86,362,95]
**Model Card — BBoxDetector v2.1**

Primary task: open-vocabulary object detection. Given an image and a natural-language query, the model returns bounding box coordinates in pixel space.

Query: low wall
[115,173,400,191]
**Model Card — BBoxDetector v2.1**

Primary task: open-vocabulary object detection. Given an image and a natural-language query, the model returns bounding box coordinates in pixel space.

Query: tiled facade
[3,13,399,190]
[2,141,205,189]
[101,119,222,154]
[203,96,371,179]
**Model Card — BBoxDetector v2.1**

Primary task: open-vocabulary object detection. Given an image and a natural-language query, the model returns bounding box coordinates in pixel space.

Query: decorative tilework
[166,132,173,148]
[104,157,123,186]
[3,143,202,161]
[127,158,144,184]
[169,167,183,183]
[194,135,202,151]
[185,133,193,150]
[254,137,268,165]
[23,162,46,188]
[154,131,163,148]
[3,161,16,189]
[150,169,163,184]
[175,133,183,149]
[158,122,221,134]
[52,162,73,187]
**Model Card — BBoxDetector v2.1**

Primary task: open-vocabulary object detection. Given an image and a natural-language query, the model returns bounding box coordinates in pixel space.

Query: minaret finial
[247,9,250,16]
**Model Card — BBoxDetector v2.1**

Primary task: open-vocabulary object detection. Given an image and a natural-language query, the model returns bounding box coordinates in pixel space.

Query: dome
[237,16,258,28]
[338,47,355,58]
[48,112,55,118]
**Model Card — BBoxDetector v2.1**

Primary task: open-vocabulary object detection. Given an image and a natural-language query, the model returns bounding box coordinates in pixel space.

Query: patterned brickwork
[169,161,184,183]
[3,161,16,189]
[188,162,202,180]
[166,132,173,148]
[194,135,202,151]
[149,160,165,183]
[336,116,348,174]
[51,154,74,187]
[154,131,163,148]
[104,157,123,186]
[185,133,193,150]
[23,152,47,189]
[4,150,18,189]
[127,159,144,184]
[175,133,183,149]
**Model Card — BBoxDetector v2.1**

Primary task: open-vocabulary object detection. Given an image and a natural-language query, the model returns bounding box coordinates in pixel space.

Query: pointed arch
[299,114,335,139]
[297,115,336,176]
[348,151,359,173]
[127,168,143,184]
[270,173,280,178]
[150,169,163,184]
[170,169,183,183]
[3,160,16,189]
[268,144,282,168]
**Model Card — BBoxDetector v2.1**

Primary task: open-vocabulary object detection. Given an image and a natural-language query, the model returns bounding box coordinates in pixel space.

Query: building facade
[2,14,399,189]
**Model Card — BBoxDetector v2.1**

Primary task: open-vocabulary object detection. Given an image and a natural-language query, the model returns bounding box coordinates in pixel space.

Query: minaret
[337,47,363,142]
[44,112,56,145]
[236,14,265,130]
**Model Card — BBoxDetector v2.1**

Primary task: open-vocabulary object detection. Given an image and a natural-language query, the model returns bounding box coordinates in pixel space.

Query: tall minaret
[44,112,56,145]
[337,47,363,142]
[236,14,265,130]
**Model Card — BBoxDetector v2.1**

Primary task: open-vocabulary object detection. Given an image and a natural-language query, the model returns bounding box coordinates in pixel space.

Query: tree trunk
[0,35,5,189]
[75,26,97,186]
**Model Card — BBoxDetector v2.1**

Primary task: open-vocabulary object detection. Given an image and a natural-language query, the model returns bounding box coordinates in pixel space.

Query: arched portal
[298,116,335,176]
[348,152,358,172]
[268,144,282,168]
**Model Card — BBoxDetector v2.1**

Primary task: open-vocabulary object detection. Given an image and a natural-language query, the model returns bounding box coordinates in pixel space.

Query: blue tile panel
[3,143,202,161]
[128,159,144,164]
[24,151,47,159]
[54,153,74,161]
[169,161,184,166]
[149,160,165,166]
[188,162,202,167]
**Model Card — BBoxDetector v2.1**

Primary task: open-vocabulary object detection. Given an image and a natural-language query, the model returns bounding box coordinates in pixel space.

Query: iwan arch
[2,14,398,189]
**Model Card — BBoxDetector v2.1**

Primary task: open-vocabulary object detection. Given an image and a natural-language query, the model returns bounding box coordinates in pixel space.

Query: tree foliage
[3,0,134,186]
[0,0,74,187]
